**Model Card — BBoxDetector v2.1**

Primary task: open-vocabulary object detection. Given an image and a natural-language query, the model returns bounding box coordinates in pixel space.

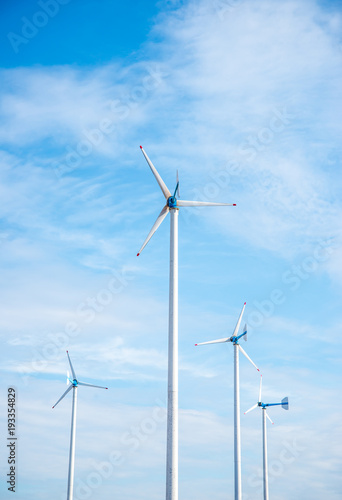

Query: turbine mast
[195,303,259,500]
[166,208,179,500]
[67,385,77,500]
[244,375,289,500]
[138,146,236,500]
[52,351,108,500]
[262,408,269,500]
[234,343,242,500]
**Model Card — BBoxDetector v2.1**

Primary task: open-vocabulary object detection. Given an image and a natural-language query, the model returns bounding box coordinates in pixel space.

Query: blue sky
[0,0,342,499]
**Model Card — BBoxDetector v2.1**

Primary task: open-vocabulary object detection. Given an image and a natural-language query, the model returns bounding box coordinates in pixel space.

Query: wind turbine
[195,302,259,500]
[137,145,236,500]
[52,351,108,500]
[244,374,289,500]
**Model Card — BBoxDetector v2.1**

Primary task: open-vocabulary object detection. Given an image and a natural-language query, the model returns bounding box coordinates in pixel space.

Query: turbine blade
[52,385,73,408]
[195,337,230,346]
[232,302,246,337]
[66,351,76,380]
[176,170,180,198]
[281,397,289,410]
[244,403,258,415]
[266,411,274,425]
[137,205,169,256]
[140,146,171,199]
[238,345,260,371]
[177,200,236,207]
[78,382,108,390]
[259,374,262,402]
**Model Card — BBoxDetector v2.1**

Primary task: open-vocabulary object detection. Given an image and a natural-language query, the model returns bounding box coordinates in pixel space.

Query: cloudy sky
[0,0,341,499]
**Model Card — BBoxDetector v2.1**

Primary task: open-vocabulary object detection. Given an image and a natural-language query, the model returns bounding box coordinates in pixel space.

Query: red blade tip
[244,302,246,305]
[257,369,260,371]
[140,145,143,149]
[137,253,140,256]
[195,344,198,346]
[233,203,236,206]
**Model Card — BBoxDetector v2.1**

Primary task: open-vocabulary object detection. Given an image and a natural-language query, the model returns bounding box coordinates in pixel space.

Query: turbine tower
[52,351,108,500]
[195,302,259,500]
[244,374,289,500]
[137,146,236,500]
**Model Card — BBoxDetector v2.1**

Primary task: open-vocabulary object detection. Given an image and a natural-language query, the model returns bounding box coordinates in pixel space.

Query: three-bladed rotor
[195,302,260,372]
[244,374,289,424]
[52,351,108,408]
[137,146,236,255]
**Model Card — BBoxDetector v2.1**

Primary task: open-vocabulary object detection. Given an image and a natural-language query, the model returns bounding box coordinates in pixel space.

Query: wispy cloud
[1,1,342,499]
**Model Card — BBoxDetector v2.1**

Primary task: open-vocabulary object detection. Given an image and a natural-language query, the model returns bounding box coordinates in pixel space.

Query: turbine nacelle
[258,398,289,410]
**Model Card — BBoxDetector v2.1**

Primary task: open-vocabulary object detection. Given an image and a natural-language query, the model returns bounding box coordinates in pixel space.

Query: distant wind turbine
[138,145,236,500]
[195,302,259,500]
[52,351,108,500]
[244,374,289,500]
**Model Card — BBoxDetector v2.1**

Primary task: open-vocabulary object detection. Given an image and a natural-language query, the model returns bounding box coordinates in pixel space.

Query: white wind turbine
[137,145,236,500]
[52,351,108,500]
[195,302,259,500]
[244,375,289,500]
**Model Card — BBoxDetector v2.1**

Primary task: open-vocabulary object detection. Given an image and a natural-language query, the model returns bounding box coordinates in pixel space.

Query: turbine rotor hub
[167,196,177,208]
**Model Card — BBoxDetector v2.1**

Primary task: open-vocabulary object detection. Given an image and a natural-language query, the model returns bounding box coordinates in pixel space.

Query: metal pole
[166,208,179,500]
[67,386,77,500]
[234,344,242,500]
[262,408,269,500]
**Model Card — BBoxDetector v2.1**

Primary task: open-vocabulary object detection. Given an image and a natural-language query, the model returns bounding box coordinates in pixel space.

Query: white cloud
[1,1,342,499]
[1,1,341,265]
